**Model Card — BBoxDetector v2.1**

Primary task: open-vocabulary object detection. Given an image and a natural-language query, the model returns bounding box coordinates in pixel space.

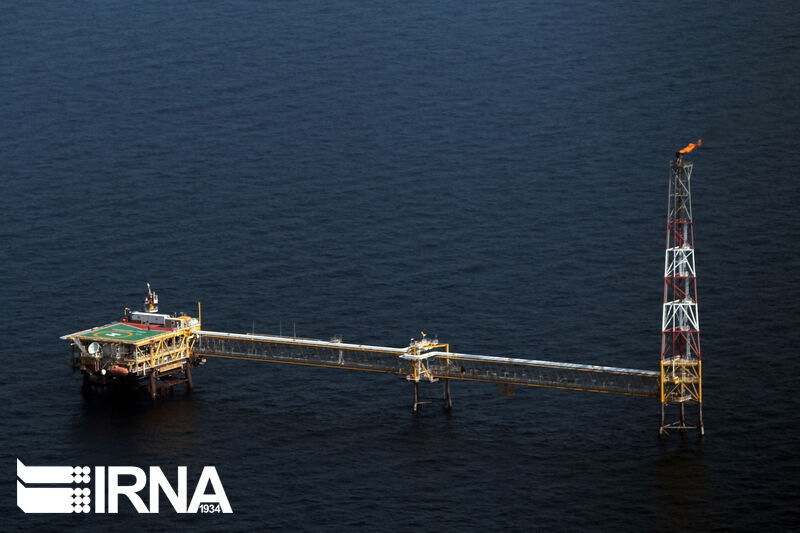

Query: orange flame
[679,139,702,155]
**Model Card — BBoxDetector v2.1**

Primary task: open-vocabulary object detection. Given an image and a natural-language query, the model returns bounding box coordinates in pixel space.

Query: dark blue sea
[2,1,799,530]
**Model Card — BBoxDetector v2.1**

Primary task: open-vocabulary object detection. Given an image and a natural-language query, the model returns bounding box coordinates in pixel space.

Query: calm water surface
[2,1,799,530]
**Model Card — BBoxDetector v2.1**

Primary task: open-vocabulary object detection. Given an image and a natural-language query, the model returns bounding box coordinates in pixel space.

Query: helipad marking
[93,330,134,339]
[75,323,167,343]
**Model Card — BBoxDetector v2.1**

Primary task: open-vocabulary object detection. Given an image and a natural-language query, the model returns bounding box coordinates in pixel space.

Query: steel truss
[660,156,704,435]
[194,331,659,412]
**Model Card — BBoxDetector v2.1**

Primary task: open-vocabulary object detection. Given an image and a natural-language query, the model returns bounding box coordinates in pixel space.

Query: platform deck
[66,322,172,344]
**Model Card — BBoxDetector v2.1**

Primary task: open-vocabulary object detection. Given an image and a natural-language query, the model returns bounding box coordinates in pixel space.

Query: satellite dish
[88,342,101,355]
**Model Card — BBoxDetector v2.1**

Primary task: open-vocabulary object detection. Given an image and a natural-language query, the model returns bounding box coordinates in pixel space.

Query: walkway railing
[194,331,659,398]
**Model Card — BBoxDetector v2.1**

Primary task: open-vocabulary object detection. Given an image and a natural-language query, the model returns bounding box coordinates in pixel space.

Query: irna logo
[16,459,232,514]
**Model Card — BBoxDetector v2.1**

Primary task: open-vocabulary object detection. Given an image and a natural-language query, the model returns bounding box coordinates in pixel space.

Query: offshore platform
[62,144,704,436]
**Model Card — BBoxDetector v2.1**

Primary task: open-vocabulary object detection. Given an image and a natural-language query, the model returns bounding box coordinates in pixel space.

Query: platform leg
[149,371,157,401]
[698,402,704,437]
[443,379,452,411]
[679,402,686,432]
[412,382,419,414]
[185,363,193,392]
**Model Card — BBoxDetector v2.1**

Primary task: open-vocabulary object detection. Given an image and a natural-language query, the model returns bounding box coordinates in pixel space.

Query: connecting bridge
[193,331,659,411]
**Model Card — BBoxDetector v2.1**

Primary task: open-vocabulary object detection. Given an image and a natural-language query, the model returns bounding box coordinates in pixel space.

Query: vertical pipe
[443,379,452,411]
[412,382,419,414]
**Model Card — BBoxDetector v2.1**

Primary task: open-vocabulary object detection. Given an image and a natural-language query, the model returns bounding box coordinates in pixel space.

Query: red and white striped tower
[659,140,704,436]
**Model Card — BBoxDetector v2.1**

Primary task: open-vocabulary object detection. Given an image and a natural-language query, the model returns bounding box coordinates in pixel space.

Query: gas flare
[678,139,702,155]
